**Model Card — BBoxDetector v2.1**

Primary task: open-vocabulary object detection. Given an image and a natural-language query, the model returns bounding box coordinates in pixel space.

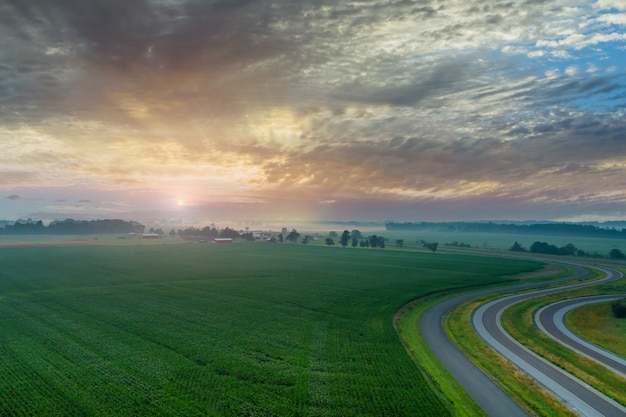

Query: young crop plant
[0,242,542,416]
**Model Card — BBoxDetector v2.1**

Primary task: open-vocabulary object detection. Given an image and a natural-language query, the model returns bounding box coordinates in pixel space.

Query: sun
[176,198,186,206]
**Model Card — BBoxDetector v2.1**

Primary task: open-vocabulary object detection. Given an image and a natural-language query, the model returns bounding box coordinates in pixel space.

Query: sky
[1,0,626,226]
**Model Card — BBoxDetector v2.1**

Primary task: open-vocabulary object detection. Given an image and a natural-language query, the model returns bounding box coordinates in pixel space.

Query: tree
[530,241,559,255]
[325,237,335,246]
[328,231,338,238]
[612,298,626,318]
[369,235,378,248]
[609,248,626,260]
[169,229,177,237]
[396,239,404,248]
[509,241,525,252]
[302,235,311,244]
[278,233,284,243]
[340,230,350,247]
[378,236,385,248]
[219,227,239,239]
[560,243,577,256]
[351,229,362,240]
[241,232,255,241]
[286,229,300,244]
[351,236,358,247]
[424,242,438,252]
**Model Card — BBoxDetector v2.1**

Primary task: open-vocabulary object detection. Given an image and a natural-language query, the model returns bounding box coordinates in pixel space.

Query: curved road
[472,263,626,417]
[536,292,626,379]
[421,265,588,416]
[422,261,626,416]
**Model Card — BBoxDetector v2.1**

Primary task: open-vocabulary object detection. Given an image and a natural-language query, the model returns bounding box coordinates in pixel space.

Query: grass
[0,240,542,416]
[395,295,487,417]
[566,298,626,358]
[0,233,187,247]
[384,230,626,256]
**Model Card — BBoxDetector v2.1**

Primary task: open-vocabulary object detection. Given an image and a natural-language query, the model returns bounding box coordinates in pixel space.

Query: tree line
[0,219,144,235]
[387,221,626,239]
[276,229,388,249]
[510,240,626,259]
[176,226,241,240]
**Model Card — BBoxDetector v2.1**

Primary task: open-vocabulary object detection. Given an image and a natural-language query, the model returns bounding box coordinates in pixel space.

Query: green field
[0,241,541,416]
[384,230,626,255]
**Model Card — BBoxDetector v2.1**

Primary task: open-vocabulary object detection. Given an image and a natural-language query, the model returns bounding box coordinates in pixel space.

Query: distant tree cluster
[0,219,144,235]
[529,241,577,256]
[286,229,300,243]
[416,240,439,252]
[423,242,438,252]
[177,226,219,238]
[510,241,526,252]
[305,230,385,249]
[311,230,386,249]
[509,241,625,259]
[508,241,577,256]
[444,241,471,248]
[609,248,626,260]
[177,226,240,240]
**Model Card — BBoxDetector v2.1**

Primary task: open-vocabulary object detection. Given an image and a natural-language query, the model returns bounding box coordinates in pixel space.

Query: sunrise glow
[2,1,626,224]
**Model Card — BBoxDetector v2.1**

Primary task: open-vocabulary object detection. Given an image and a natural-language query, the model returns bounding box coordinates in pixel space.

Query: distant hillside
[385,221,626,239]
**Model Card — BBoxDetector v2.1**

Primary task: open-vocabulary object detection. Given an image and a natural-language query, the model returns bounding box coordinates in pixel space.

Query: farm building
[141,233,161,239]
[251,232,272,240]
[212,238,233,243]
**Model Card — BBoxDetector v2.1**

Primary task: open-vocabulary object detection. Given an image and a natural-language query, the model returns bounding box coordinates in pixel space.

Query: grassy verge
[394,264,571,417]
[395,294,486,417]
[566,298,626,358]
[446,296,576,417]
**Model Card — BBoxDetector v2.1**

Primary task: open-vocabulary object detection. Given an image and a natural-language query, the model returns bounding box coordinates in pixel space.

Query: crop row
[0,243,539,415]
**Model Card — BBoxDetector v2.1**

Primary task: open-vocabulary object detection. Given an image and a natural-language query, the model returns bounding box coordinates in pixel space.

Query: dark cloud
[6,194,22,200]
[332,55,476,107]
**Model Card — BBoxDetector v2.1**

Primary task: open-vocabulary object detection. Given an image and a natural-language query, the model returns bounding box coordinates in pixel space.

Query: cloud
[6,194,22,200]
[1,0,626,222]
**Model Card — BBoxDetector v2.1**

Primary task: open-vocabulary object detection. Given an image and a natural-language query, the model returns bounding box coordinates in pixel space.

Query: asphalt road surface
[536,292,626,379]
[421,261,626,416]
